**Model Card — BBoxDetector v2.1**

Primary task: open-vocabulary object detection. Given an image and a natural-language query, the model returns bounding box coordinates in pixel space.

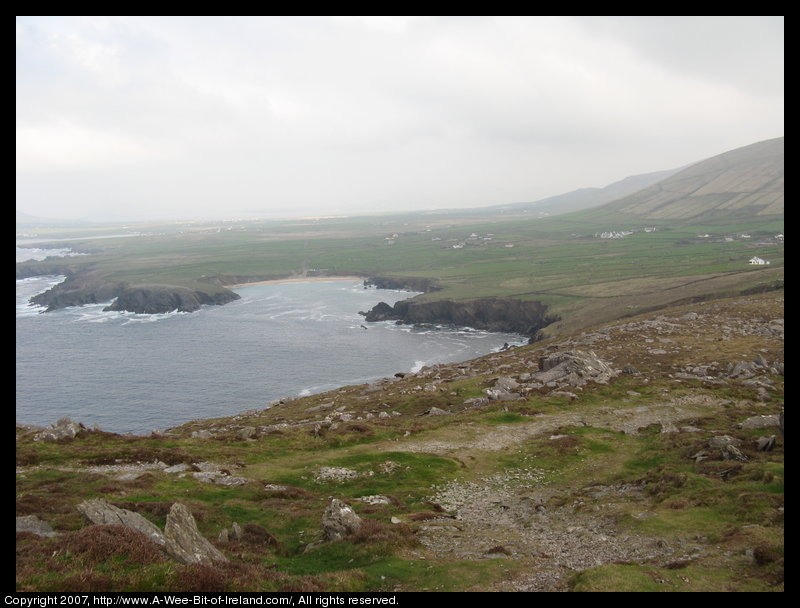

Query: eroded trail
[388,395,727,590]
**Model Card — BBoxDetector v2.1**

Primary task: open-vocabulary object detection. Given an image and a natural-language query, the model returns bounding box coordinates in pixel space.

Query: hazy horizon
[16,16,784,223]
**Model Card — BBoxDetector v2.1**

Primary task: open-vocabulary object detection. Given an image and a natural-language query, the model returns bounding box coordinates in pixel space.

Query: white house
[749,256,770,265]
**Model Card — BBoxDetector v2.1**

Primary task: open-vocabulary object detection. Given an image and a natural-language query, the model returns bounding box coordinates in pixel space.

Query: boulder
[738,415,781,430]
[423,407,452,416]
[77,499,166,546]
[708,435,742,449]
[17,515,58,537]
[314,467,359,483]
[494,376,520,391]
[358,495,392,506]
[721,444,749,461]
[33,417,85,442]
[533,350,617,387]
[756,436,777,451]
[236,426,257,440]
[483,388,520,401]
[321,499,362,541]
[163,503,228,565]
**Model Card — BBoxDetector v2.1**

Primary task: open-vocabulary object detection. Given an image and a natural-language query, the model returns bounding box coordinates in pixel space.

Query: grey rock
[115,472,146,481]
[494,376,520,391]
[358,495,392,505]
[756,436,777,451]
[321,499,362,542]
[193,461,223,472]
[192,472,224,484]
[738,415,781,430]
[306,401,335,413]
[548,390,579,400]
[214,476,249,487]
[77,498,166,546]
[533,350,617,387]
[483,388,520,401]
[164,463,191,474]
[721,444,749,461]
[33,417,85,442]
[231,522,243,541]
[423,407,452,416]
[314,466,360,483]
[729,361,757,378]
[163,503,228,565]
[236,426,257,440]
[708,435,742,449]
[17,515,58,537]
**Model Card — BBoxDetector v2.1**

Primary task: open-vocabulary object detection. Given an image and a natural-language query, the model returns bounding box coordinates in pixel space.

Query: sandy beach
[224,276,364,288]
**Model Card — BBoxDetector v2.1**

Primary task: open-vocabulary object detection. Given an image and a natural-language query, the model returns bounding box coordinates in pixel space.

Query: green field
[17,205,783,336]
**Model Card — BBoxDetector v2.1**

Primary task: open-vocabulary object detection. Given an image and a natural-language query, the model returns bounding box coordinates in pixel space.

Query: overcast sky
[16,16,784,222]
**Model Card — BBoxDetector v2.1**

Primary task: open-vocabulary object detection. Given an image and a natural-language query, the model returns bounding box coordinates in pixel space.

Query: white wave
[16,304,45,318]
[16,275,69,317]
[16,246,85,263]
[121,310,188,324]
[410,360,428,373]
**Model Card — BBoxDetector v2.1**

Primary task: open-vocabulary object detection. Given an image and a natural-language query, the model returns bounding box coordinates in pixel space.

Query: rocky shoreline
[19,267,557,340]
[361,296,560,341]
[21,270,242,314]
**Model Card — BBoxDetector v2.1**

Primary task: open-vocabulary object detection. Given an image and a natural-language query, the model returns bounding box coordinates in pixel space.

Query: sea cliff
[21,267,240,314]
[362,296,559,340]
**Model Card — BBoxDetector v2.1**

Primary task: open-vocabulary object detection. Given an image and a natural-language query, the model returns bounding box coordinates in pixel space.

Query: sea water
[16,248,525,435]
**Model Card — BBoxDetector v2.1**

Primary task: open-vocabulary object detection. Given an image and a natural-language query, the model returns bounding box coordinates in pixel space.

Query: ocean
[16,247,525,435]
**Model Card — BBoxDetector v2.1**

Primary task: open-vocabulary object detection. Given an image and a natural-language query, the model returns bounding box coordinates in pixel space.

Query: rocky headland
[19,265,243,315]
[362,296,559,340]
[102,285,241,314]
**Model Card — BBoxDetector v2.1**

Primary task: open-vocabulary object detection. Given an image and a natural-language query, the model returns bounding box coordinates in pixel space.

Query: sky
[16,16,784,222]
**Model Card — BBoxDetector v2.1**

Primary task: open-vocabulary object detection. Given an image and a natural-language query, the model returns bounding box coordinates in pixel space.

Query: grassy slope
[16,291,784,592]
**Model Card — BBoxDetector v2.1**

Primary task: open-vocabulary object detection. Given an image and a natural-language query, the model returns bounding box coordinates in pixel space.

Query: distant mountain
[491,167,683,216]
[16,210,88,226]
[603,137,784,221]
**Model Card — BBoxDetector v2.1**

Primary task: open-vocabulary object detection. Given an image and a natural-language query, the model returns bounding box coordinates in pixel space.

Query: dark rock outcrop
[29,271,127,312]
[103,285,240,314]
[23,266,240,314]
[362,296,558,338]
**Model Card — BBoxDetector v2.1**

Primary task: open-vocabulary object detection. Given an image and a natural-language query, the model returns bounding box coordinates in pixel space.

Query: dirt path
[389,394,727,590]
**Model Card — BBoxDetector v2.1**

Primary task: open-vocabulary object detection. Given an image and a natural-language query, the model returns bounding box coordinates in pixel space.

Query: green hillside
[603,137,783,221]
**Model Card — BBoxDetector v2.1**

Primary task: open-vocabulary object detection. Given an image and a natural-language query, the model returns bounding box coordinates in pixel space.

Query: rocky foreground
[16,291,783,592]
